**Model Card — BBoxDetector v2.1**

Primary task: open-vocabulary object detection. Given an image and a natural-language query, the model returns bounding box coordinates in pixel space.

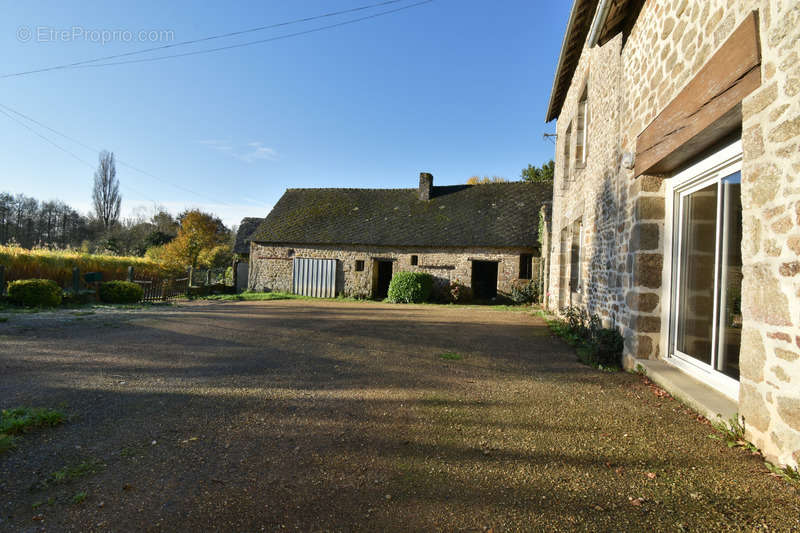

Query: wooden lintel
[634,11,761,177]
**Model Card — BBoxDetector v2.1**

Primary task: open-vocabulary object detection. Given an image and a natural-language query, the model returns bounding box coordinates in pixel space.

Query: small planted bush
[7,279,62,307]
[551,306,623,369]
[98,281,143,304]
[387,272,433,303]
[510,279,539,304]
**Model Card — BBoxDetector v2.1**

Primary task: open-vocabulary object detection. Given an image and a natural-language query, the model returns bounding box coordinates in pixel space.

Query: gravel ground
[0,299,798,532]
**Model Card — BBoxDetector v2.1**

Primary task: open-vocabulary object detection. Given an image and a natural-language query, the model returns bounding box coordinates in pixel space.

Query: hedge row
[5,279,145,307]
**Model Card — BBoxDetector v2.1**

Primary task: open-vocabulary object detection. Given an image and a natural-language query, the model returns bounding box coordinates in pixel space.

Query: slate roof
[251,182,551,248]
[234,217,265,254]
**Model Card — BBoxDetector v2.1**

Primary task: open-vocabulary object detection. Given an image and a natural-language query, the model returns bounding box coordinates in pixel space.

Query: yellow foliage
[466,175,509,185]
[155,210,228,269]
[0,245,174,287]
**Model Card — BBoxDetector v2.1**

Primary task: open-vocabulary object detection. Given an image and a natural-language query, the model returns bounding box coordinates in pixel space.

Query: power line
[0,102,232,206]
[4,0,433,77]
[0,106,94,168]
[0,105,158,204]
[2,0,432,79]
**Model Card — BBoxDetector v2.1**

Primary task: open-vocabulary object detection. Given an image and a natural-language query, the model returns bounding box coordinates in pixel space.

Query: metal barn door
[292,258,337,298]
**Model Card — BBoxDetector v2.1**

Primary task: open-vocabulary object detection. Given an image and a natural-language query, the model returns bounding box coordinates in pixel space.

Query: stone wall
[249,243,539,300]
[737,0,800,469]
[547,0,800,467]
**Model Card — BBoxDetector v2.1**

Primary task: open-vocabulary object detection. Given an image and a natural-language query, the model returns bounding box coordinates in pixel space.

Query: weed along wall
[545,1,800,468]
[248,243,540,301]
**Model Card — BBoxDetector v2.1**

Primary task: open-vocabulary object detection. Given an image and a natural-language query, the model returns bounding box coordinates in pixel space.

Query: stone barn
[545,0,800,467]
[247,173,552,300]
[232,217,264,292]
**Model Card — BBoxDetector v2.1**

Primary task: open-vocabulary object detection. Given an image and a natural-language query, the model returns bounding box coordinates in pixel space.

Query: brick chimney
[418,172,433,201]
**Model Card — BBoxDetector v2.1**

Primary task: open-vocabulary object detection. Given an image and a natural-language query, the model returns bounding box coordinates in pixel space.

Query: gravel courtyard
[1,300,798,532]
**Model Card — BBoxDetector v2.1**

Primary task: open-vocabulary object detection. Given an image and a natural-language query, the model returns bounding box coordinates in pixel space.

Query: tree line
[1,151,236,267]
[467,160,555,185]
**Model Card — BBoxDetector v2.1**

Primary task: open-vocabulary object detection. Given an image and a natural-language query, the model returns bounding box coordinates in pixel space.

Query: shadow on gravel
[1,301,798,531]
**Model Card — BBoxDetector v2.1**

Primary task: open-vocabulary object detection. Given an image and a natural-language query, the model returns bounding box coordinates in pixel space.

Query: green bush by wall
[387,272,433,303]
[98,281,144,304]
[7,279,63,307]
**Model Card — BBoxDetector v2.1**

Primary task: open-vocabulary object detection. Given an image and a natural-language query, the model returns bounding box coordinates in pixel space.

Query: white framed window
[662,140,742,401]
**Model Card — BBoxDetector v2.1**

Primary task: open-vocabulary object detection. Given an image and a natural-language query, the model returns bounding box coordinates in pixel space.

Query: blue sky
[1,1,569,228]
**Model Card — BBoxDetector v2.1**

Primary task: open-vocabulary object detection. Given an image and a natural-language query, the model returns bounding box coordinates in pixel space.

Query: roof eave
[545,0,583,123]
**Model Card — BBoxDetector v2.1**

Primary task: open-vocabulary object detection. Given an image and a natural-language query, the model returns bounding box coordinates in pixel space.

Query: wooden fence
[133,276,190,302]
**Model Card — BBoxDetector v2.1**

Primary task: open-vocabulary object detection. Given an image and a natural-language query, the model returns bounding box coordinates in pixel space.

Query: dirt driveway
[1,300,798,531]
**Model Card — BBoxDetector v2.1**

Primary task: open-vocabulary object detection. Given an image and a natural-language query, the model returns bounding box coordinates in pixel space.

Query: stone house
[545,0,800,467]
[247,173,551,300]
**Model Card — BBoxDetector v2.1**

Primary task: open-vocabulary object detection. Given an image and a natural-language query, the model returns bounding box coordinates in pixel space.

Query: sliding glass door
[668,142,742,399]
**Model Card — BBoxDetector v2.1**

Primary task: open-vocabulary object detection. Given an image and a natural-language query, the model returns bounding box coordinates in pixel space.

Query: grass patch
[0,433,16,453]
[439,352,462,361]
[71,491,87,505]
[1,407,65,436]
[1,407,66,455]
[0,317,7,323]
[200,291,309,302]
[45,459,104,487]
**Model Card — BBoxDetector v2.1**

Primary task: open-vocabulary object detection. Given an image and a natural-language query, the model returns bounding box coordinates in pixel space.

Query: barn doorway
[471,260,498,301]
[374,260,393,299]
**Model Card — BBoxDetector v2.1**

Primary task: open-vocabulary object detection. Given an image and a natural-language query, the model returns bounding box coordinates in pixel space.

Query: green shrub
[583,327,624,367]
[98,281,143,304]
[510,279,539,304]
[7,279,62,307]
[552,306,623,369]
[387,272,433,303]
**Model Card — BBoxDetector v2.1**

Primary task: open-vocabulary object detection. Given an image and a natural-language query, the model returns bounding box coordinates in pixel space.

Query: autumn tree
[148,209,229,269]
[520,160,555,183]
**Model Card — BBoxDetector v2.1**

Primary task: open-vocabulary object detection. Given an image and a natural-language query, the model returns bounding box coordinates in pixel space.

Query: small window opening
[355,260,365,272]
[519,254,533,279]
[569,220,583,298]
[563,122,572,180]
[576,86,589,165]
[410,255,419,266]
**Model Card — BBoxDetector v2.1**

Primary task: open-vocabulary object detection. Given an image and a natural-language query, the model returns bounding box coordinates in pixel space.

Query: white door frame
[660,139,742,401]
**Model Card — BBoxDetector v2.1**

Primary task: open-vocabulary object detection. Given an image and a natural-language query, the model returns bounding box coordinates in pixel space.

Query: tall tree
[92,150,121,230]
[520,160,555,183]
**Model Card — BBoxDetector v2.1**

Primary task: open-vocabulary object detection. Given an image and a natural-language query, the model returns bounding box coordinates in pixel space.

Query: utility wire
[0,105,160,204]
[2,0,432,79]
[0,102,231,206]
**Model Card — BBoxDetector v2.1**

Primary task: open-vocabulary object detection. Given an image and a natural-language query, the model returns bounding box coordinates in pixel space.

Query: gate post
[72,267,80,293]
[127,266,134,282]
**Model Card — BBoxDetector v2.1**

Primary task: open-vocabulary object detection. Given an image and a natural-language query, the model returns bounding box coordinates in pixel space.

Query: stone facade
[547,1,800,467]
[249,243,539,300]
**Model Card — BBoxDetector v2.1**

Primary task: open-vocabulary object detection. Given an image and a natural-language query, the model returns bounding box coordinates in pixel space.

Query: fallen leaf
[646,472,656,479]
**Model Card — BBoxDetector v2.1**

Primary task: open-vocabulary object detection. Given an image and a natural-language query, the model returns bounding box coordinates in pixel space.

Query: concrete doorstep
[633,358,738,423]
